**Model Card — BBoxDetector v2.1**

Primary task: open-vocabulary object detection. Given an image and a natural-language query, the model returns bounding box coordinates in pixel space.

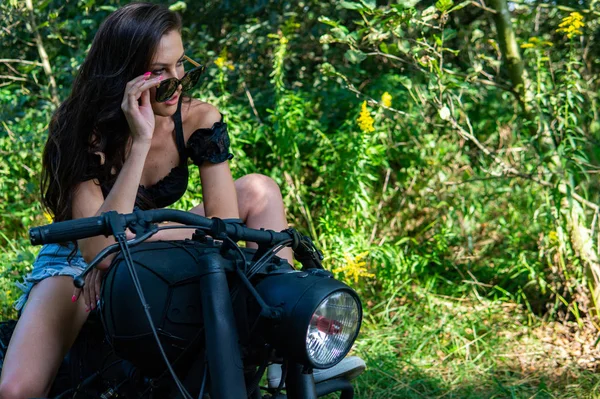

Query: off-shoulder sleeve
[186,115,234,166]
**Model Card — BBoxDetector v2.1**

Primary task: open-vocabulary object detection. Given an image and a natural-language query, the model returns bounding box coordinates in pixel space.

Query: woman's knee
[236,173,282,210]
[0,378,46,399]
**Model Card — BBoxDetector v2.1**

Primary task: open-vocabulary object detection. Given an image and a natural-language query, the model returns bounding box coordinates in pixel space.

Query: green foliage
[2,0,600,393]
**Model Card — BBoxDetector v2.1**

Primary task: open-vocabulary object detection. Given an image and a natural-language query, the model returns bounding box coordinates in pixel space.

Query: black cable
[246,361,268,398]
[197,361,208,399]
[53,359,124,399]
[274,360,288,397]
[246,241,291,277]
[118,235,192,399]
[246,240,292,279]
[228,239,291,303]
[155,225,209,232]
[224,236,248,273]
[115,234,193,399]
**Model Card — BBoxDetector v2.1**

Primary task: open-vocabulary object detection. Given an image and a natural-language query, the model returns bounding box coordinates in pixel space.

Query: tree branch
[0,59,43,66]
[511,0,600,18]
[445,112,600,212]
[0,75,27,82]
[25,0,59,106]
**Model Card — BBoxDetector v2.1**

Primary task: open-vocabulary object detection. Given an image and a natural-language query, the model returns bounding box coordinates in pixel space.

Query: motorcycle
[0,208,364,398]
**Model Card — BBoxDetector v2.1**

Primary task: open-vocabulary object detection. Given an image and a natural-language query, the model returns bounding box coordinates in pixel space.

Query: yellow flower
[522,36,554,49]
[381,92,392,108]
[332,251,375,283]
[43,211,53,223]
[357,101,375,133]
[214,56,226,69]
[214,49,235,70]
[556,12,585,39]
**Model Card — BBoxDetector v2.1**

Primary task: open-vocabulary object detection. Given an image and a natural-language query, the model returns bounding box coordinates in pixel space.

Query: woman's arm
[193,103,239,220]
[73,73,162,267]
[72,140,151,268]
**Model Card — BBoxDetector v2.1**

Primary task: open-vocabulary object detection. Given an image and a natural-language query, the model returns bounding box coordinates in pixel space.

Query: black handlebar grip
[29,216,107,245]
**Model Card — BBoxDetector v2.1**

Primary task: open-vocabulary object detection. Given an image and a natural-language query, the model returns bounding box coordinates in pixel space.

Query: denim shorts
[15,243,87,311]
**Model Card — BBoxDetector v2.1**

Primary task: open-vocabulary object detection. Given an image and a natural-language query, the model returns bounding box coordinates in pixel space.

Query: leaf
[392,0,421,9]
[344,49,367,64]
[318,16,339,28]
[359,0,376,10]
[439,106,451,120]
[444,28,457,41]
[398,75,412,90]
[339,1,364,10]
[168,1,187,12]
[435,0,454,12]
[449,0,471,13]
[38,0,52,10]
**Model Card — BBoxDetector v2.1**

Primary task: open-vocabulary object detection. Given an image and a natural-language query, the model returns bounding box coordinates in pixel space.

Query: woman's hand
[121,73,163,144]
[73,267,106,312]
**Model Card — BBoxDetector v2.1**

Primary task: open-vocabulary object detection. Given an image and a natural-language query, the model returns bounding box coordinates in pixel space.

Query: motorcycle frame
[29,210,357,399]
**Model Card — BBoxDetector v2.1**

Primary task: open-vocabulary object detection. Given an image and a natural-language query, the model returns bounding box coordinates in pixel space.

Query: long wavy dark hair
[41,3,181,222]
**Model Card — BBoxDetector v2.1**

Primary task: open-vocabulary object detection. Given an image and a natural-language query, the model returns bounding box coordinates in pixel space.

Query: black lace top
[88,98,232,210]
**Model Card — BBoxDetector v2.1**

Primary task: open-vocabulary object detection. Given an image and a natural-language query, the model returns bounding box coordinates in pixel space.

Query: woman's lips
[165,93,179,105]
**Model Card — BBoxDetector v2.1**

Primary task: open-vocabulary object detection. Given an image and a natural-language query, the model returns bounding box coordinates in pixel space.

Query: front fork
[197,253,247,398]
[285,364,318,399]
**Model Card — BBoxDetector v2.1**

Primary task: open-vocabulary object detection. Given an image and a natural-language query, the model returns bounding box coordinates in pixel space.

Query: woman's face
[148,30,185,117]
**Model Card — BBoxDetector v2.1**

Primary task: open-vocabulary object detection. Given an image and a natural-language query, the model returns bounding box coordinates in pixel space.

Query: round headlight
[256,271,363,369]
[306,290,361,368]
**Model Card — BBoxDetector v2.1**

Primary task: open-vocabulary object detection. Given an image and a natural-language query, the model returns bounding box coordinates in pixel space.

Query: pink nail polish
[71,295,77,303]
[85,307,90,313]
[143,71,151,77]
[158,75,164,81]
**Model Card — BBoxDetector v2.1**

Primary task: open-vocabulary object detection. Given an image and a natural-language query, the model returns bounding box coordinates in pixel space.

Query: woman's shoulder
[180,98,223,142]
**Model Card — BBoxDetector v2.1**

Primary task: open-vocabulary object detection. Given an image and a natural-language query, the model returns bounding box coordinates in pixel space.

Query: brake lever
[73,225,159,289]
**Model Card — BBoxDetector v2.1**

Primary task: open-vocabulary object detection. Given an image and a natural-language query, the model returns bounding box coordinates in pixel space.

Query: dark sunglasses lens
[181,66,205,92]
[155,78,179,102]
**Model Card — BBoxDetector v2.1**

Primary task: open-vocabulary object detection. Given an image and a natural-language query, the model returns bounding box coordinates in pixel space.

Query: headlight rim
[303,287,362,369]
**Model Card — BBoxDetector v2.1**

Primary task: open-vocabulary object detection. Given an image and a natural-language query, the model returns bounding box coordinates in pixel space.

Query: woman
[0,3,291,398]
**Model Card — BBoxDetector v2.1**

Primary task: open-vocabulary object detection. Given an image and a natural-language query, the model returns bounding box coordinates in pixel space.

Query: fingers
[127,76,162,102]
[126,228,136,241]
[71,268,106,312]
[84,270,94,312]
[72,287,81,304]
[139,86,151,107]
[121,73,162,111]
[94,269,102,305]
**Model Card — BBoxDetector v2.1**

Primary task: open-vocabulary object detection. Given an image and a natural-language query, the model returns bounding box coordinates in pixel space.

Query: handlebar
[30,209,293,247]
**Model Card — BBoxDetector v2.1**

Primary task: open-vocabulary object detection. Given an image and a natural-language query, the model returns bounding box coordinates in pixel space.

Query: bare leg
[190,173,293,264]
[0,277,88,399]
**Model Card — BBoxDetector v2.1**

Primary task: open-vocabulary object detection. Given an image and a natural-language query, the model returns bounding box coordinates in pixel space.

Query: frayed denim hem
[14,244,86,312]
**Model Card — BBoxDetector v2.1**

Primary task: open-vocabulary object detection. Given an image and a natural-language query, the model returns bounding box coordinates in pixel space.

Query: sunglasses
[155,55,205,102]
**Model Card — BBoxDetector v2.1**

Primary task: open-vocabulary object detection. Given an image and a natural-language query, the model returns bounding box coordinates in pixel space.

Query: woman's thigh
[189,174,293,263]
[190,174,284,223]
[0,276,88,398]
